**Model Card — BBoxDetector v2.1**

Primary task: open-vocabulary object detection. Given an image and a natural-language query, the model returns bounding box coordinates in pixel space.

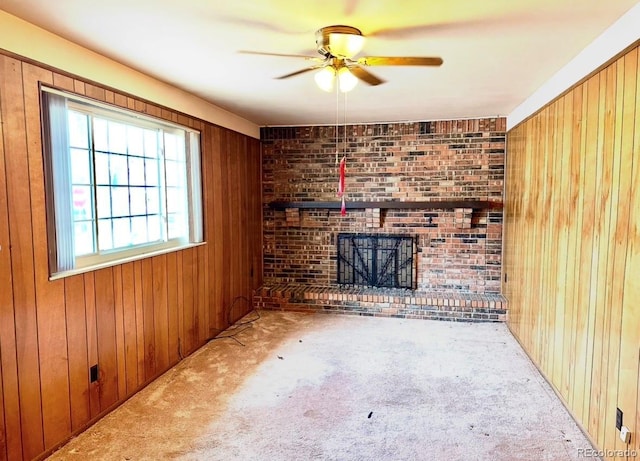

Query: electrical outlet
[620,426,631,444]
[90,364,99,383]
[616,408,623,431]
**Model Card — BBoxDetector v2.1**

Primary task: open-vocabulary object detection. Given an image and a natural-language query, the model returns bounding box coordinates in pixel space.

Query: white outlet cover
[620,426,631,444]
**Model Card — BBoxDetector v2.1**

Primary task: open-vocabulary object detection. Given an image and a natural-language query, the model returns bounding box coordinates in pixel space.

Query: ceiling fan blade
[357,56,443,67]
[275,66,323,80]
[367,16,511,39]
[349,66,385,86]
[215,15,307,35]
[238,50,324,62]
[344,0,359,15]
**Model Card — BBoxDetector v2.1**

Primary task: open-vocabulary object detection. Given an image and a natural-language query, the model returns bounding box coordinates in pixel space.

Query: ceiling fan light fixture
[314,66,336,92]
[337,67,358,92]
[328,32,365,58]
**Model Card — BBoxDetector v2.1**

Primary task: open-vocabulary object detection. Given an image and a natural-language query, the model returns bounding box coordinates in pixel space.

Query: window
[42,88,203,278]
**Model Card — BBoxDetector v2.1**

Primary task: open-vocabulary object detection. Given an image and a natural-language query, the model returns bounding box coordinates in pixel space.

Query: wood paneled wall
[0,52,262,461]
[504,43,639,459]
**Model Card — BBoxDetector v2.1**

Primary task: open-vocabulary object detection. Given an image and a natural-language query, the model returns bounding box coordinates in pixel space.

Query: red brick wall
[261,118,505,294]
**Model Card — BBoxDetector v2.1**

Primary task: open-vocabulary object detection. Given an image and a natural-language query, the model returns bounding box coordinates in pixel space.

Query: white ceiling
[0,0,637,127]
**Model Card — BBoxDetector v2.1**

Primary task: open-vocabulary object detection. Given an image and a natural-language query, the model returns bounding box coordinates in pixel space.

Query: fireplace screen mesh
[337,234,415,289]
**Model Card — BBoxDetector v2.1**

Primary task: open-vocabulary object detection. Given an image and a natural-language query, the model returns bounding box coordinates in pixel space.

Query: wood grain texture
[0,50,262,460]
[83,272,100,419]
[64,275,90,432]
[600,58,628,453]
[211,126,226,331]
[152,255,170,373]
[166,253,180,364]
[0,70,9,460]
[0,55,45,461]
[0,358,5,461]
[505,44,640,460]
[0,55,22,461]
[182,248,196,354]
[120,263,139,395]
[615,48,639,456]
[112,265,127,400]
[588,62,616,445]
[94,268,119,411]
[23,62,73,451]
[141,258,156,382]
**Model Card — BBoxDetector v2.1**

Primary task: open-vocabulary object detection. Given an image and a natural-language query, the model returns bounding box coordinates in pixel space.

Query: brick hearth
[254,283,507,322]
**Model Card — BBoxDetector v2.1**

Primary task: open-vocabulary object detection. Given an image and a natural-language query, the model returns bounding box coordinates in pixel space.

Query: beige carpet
[47,310,595,461]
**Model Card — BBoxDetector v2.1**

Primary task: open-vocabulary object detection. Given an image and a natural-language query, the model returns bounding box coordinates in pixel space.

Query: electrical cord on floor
[206,295,261,347]
[227,296,261,327]
[178,337,184,360]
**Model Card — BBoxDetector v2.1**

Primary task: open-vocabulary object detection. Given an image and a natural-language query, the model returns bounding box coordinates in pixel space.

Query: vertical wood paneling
[631,50,640,457]
[166,253,180,364]
[0,81,9,457]
[83,272,100,418]
[558,92,575,401]
[601,58,627,452]
[181,249,195,354]
[0,50,262,460]
[141,259,156,381]
[505,44,640,460]
[0,55,22,461]
[211,127,226,330]
[112,266,127,400]
[573,75,599,423]
[604,54,633,456]
[541,103,556,381]
[64,275,90,432]
[196,245,207,342]
[550,95,567,389]
[228,132,241,323]
[615,48,639,456]
[120,263,139,394]
[538,106,552,374]
[0,357,5,461]
[152,255,169,373]
[221,131,232,324]
[589,62,617,445]
[94,268,119,411]
[23,62,73,450]
[133,260,145,388]
[202,125,215,338]
[0,55,45,461]
[175,251,185,359]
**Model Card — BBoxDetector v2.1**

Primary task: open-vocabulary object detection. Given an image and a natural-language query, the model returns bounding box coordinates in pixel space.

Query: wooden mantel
[268,200,503,211]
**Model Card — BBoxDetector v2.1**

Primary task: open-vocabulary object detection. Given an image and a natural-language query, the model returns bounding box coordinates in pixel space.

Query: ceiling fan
[241,25,443,92]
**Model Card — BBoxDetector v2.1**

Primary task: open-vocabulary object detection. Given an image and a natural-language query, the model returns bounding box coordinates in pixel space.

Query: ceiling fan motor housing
[315,25,363,57]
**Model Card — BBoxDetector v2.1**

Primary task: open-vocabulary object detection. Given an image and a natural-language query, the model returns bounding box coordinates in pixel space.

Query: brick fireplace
[255,118,507,321]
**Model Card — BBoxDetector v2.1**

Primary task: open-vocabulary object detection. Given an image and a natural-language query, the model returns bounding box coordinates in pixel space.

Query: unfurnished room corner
[0,1,639,460]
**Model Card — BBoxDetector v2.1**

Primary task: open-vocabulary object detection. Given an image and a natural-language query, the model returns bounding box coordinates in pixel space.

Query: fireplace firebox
[337,234,415,289]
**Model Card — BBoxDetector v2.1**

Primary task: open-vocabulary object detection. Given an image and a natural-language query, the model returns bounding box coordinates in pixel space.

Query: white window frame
[41,87,204,279]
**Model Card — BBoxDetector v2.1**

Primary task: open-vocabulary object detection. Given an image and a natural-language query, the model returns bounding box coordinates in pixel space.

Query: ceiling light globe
[338,67,358,92]
[328,33,365,58]
[314,66,336,92]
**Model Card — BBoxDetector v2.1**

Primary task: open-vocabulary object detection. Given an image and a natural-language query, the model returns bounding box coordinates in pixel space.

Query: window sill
[49,241,206,281]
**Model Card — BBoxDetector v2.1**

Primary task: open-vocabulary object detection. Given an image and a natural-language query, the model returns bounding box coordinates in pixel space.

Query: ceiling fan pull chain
[340,91,348,216]
[335,82,340,165]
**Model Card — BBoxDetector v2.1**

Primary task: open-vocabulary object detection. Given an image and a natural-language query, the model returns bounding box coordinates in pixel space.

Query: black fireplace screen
[337,234,415,289]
